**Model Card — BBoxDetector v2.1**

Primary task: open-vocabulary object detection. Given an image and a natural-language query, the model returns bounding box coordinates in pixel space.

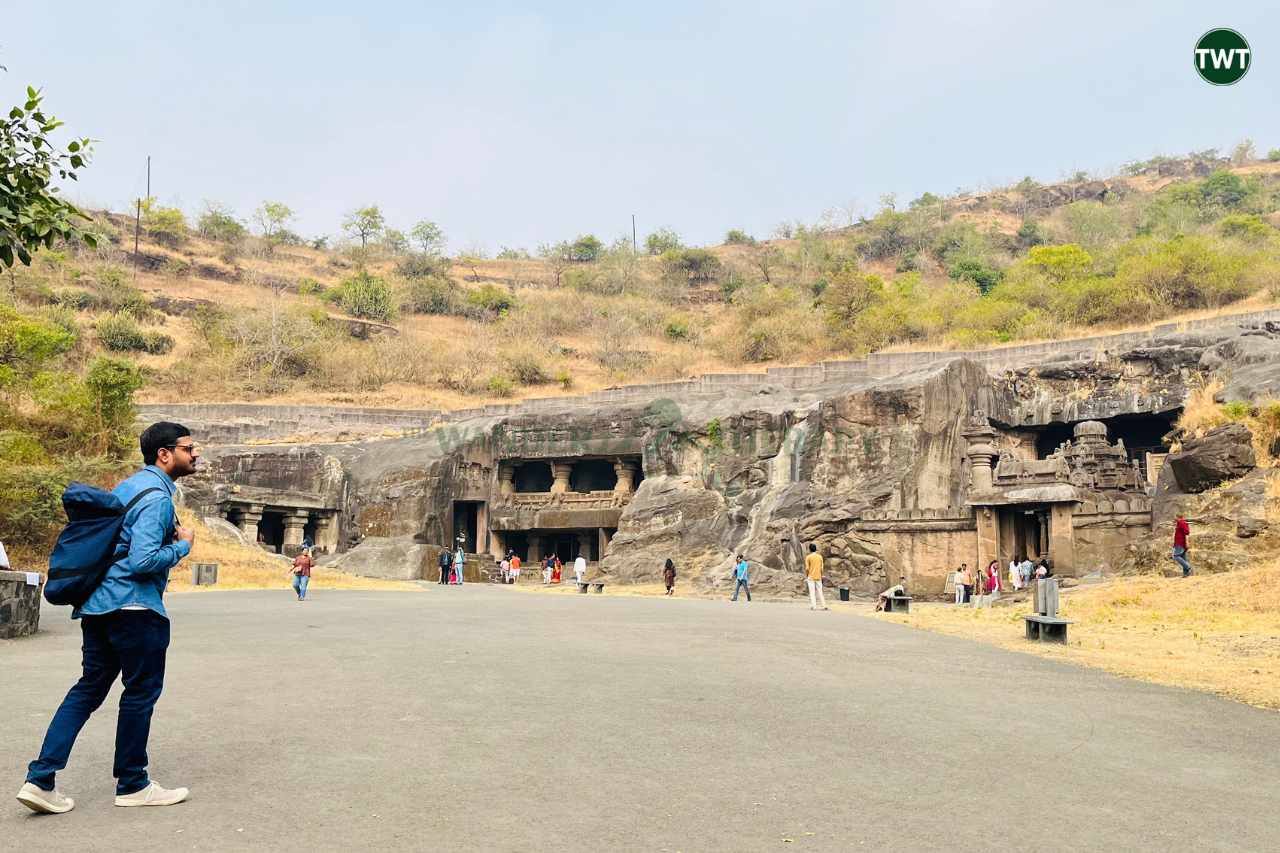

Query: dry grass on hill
[877,565,1280,710]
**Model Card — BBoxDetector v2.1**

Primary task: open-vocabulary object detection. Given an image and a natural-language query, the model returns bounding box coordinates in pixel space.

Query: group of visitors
[542,554,562,584]
[437,547,466,585]
[495,552,523,583]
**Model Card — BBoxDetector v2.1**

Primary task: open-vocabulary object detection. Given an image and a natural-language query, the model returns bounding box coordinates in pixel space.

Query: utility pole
[132,155,150,275]
[631,214,637,254]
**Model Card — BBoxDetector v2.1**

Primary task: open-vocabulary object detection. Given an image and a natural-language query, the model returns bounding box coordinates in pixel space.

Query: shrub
[1222,400,1252,421]
[335,272,397,323]
[96,313,174,354]
[141,201,188,246]
[1268,149,1280,162]
[504,347,550,385]
[661,248,721,283]
[486,374,514,397]
[554,367,573,389]
[0,430,49,464]
[297,277,326,296]
[396,252,453,280]
[401,275,460,315]
[1113,236,1267,309]
[946,258,1002,293]
[0,304,78,371]
[1217,214,1273,242]
[465,284,515,318]
[664,316,692,340]
[724,229,756,246]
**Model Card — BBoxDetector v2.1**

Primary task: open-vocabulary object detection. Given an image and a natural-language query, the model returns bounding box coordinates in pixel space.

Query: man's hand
[176,525,195,547]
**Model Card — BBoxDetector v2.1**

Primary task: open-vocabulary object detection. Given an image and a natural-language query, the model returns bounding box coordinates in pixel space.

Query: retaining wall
[142,307,1280,440]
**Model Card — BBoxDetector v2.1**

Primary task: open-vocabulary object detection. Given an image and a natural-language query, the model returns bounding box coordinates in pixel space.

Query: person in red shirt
[1172,514,1192,577]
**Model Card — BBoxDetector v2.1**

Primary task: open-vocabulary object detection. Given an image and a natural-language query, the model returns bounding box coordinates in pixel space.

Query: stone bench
[884,594,912,613]
[591,582,606,594]
[1024,614,1072,643]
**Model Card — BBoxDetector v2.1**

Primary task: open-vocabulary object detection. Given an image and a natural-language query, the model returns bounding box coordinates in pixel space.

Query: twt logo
[1195,29,1251,85]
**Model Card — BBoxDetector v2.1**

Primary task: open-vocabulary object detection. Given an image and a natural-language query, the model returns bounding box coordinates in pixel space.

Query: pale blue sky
[6,2,1278,252]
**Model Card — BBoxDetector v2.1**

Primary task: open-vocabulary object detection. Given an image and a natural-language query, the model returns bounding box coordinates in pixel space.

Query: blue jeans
[731,578,751,601]
[28,609,170,796]
[292,574,310,599]
[1171,546,1191,577]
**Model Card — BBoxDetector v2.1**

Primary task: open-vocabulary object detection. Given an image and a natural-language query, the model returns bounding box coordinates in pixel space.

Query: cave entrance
[452,501,485,553]
[1033,411,1179,481]
[258,511,285,553]
[997,505,1050,564]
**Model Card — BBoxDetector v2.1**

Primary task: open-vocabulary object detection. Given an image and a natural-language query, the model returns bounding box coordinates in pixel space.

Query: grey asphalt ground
[2,586,1278,852]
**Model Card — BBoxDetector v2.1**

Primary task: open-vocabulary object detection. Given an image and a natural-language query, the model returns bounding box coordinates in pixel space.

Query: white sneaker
[114,781,189,807]
[17,782,75,814]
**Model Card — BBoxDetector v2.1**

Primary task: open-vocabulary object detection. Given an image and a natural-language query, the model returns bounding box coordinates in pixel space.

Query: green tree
[381,228,409,254]
[343,205,385,248]
[0,85,96,269]
[819,262,884,333]
[140,198,187,246]
[661,248,721,283]
[644,227,682,255]
[724,229,756,246]
[568,234,603,262]
[254,201,294,249]
[197,203,247,243]
[1025,244,1093,282]
[410,220,447,255]
[537,241,572,286]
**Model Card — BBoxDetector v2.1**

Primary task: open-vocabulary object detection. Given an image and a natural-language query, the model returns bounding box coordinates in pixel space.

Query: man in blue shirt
[730,554,751,603]
[18,422,199,815]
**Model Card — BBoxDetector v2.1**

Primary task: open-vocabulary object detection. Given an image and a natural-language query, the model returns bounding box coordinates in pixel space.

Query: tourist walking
[552,555,563,584]
[986,559,1001,596]
[1018,556,1034,589]
[1008,556,1022,591]
[291,548,313,601]
[1172,513,1192,577]
[0,537,9,569]
[510,553,522,583]
[453,547,465,585]
[804,544,828,610]
[574,553,587,586]
[438,548,452,584]
[953,564,965,604]
[18,422,198,814]
[730,555,751,602]
[542,555,554,585]
[499,555,511,584]
[663,558,676,595]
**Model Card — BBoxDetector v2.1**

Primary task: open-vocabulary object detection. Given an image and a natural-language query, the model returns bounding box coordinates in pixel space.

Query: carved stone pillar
[528,535,542,563]
[498,463,515,497]
[613,460,637,494]
[282,512,309,557]
[237,504,264,546]
[962,411,999,495]
[550,462,573,494]
[576,531,592,561]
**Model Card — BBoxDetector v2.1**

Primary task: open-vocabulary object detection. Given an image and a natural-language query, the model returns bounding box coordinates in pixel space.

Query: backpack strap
[122,487,164,514]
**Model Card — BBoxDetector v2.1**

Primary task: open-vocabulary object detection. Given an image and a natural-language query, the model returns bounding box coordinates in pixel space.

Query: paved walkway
[3,587,1277,852]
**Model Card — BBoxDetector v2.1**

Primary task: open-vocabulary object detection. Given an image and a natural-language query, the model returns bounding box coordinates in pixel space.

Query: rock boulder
[1166,423,1256,494]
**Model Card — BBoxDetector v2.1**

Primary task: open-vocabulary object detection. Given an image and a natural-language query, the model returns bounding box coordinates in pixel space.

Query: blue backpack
[44,483,164,607]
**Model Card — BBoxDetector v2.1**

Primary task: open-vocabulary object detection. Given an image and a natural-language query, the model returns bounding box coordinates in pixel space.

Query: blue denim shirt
[76,466,189,620]
[735,560,749,581]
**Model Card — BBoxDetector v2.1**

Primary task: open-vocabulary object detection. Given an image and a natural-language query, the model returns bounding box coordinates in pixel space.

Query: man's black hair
[808,543,817,553]
[140,421,191,465]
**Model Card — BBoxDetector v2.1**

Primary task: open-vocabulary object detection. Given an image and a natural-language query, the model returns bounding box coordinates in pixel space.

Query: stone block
[0,570,43,639]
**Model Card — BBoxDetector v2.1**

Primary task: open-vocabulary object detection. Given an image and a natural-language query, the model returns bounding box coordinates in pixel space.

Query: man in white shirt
[573,554,587,585]
[0,539,10,569]
[1008,558,1021,590]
